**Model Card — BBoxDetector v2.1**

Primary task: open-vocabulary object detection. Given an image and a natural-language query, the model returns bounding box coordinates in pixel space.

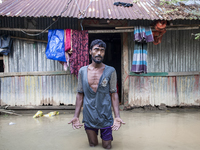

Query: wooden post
[3,55,9,73]
[121,33,129,106]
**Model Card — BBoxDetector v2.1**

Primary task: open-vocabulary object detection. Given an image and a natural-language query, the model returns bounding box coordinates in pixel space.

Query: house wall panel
[128,29,200,73]
[0,75,77,106]
[8,39,66,72]
[128,28,200,106]
[129,76,200,106]
[0,39,78,106]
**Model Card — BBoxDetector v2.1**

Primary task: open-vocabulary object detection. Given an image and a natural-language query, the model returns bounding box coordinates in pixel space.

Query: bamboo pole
[115,26,199,30]
[0,71,71,77]
[88,29,135,33]
[115,25,200,29]
[0,26,199,34]
[0,28,48,33]
[11,36,48,43]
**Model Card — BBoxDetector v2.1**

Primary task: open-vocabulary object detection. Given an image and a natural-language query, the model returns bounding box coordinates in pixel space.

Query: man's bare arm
[68,93,84,129]
[111,92,120,118]
[111,92,125,131]
[74,93,84,118]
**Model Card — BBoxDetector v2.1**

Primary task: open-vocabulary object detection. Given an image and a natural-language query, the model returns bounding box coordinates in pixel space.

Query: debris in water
[43,111,59,117]
[33,111,43,118]
[9,122,16,125]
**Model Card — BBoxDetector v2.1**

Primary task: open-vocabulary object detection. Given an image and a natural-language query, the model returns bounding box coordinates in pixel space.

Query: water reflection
[0,111,200,150]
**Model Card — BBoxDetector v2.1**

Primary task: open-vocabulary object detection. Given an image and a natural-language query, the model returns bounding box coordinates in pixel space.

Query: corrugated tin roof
[0,0,199,20]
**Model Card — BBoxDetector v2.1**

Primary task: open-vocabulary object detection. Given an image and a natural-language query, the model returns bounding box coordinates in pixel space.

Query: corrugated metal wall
[0,75,77,106]
[0,17,79,106]
[129,76,200,106]
[147,30,200,72]
[8,40,65,72]
[129,76,176,106]
[0,39,78,106]
[128,29,200,72]
[128,28,200,106]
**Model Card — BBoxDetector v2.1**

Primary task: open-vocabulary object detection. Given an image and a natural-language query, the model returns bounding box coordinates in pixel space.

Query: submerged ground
[0,110,200,150]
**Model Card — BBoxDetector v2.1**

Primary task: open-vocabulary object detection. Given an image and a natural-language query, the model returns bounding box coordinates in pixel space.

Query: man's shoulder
[79,65,88,72]
[105,65,116,72]
[105,65,116,77]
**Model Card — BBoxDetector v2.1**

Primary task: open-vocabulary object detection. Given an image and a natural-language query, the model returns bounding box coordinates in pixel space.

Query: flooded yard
[0,110,200,150]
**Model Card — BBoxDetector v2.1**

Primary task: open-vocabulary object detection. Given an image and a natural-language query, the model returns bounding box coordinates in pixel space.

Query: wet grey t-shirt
[77,65,117,128]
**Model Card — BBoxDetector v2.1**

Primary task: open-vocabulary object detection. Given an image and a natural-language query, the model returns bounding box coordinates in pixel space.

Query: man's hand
[68,117,83,130]
[111,118,125,131]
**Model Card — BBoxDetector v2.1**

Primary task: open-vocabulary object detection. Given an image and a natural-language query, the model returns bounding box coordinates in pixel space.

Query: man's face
[90,44,105,64]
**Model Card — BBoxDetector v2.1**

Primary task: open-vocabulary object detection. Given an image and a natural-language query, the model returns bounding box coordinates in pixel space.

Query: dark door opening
[88,33,122,103]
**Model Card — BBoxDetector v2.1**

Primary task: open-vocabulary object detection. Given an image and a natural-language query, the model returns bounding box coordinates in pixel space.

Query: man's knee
[102,141,112,149]
[89,141,98,147]
[85,129,98,147]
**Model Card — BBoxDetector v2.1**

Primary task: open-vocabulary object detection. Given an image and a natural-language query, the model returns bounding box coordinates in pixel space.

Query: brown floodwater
[0,111,200,150]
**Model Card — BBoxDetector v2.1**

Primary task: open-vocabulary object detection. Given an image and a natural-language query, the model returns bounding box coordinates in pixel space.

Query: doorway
[88,33,122,103]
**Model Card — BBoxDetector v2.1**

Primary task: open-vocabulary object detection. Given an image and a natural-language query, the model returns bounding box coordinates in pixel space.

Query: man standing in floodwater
[68,39,125,149]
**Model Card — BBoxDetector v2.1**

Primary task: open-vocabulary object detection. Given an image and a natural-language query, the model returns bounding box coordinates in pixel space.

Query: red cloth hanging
[65,29,71,52]
[69,30,89,77]
[153,20,167,45]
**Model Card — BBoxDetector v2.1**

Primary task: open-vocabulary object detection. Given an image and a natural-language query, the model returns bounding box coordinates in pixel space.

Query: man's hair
[90,39,106,50]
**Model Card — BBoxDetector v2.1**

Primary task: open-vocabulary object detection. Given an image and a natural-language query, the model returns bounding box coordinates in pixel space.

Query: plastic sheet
[45,29,66,62]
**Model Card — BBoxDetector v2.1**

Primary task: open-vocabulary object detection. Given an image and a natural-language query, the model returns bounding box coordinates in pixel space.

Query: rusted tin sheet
[0,75,77,106]
[129,76,177,106]
[177,76,200,106]
[129,76,153,106]
[0,0,199,20]
[129,76,200,106]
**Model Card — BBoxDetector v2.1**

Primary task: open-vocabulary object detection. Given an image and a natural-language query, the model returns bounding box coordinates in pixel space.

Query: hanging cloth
[58,29,72,71]
[134,26,154,43]
[153,21,167,45]
[46,29,66,62]
[65,29,73,54]
[69,30,89,77]
[0,35,13,55]
[131,42,147,73]
[59,52,70,71]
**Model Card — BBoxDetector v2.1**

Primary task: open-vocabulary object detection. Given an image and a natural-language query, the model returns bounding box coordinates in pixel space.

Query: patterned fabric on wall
[69,30,89,77]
